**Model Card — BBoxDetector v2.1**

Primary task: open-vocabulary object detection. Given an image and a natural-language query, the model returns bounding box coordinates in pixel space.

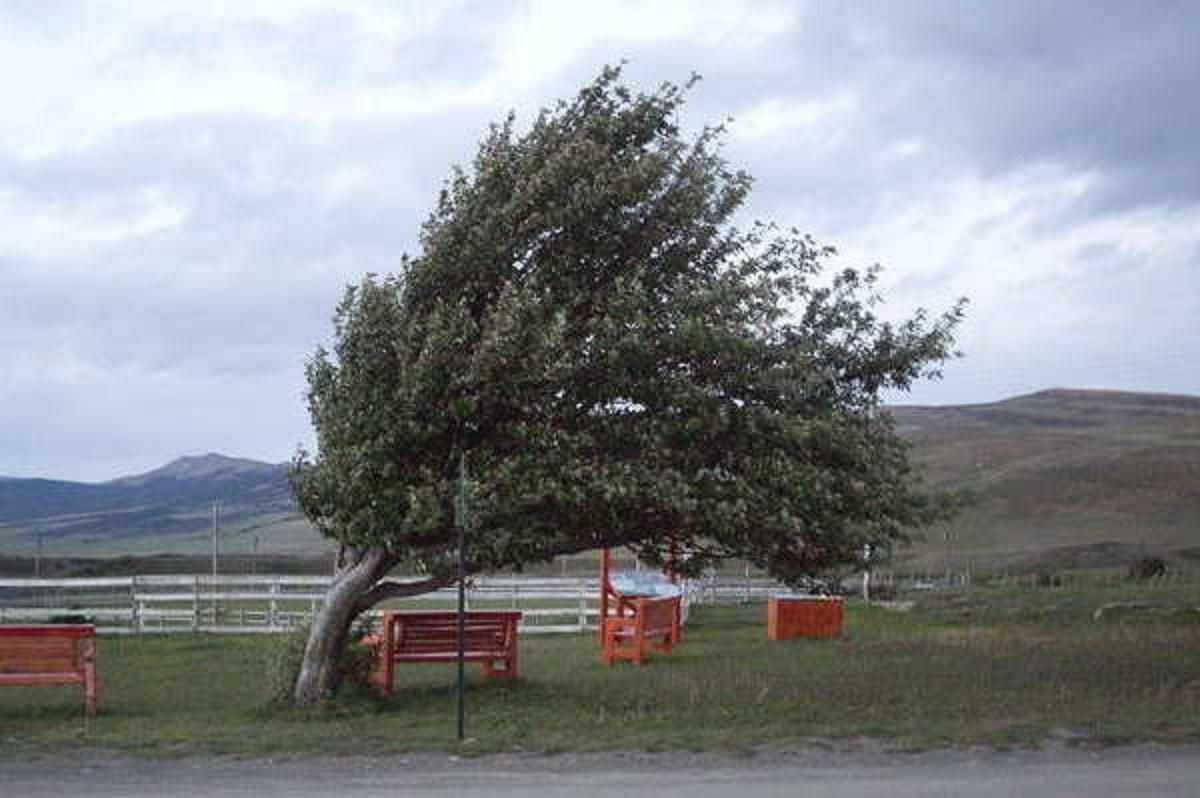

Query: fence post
[269,580,280,630]
[192,575,201,633]
[578,584,587,632]
[130,575,141,634]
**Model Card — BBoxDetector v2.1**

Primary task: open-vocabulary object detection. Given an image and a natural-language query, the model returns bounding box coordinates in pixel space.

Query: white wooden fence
[0,574,785,635]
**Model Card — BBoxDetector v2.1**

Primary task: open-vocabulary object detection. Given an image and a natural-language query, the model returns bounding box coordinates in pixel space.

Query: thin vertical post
[599,547,611,640]
[210,501,220,629]
[455,452,468,742]
[35,533,43,578]
[579,586,587,631]
[667,540,678,585]
[211,501,220,578]
[131,575,141,633]
[861,544,872,601]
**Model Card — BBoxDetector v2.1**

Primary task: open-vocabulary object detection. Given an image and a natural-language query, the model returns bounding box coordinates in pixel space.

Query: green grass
[3,582,1199,756]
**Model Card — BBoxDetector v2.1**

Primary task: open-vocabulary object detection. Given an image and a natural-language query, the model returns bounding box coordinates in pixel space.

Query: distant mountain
[0,454,290,523]
[109,453,283,486]
[0,454,327,558]
[890,389,1200,570]
[2,390,1198,570]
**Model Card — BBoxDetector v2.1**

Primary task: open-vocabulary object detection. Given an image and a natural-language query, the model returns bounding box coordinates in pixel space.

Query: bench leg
[371,621,396,695]
[600,624,620,665]
[481,649,518,680]
[81,638,98,716]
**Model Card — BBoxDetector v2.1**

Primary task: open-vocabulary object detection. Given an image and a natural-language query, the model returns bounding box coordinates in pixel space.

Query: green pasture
[2,581,1198,756]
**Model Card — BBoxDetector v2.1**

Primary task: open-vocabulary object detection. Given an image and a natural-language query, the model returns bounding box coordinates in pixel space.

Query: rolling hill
[0,454,328,559]
[891,389,1200,571]
[1,389,1197,573]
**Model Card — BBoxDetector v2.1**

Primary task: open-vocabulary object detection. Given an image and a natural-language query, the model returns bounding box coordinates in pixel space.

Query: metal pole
[35,533,43,578]
[599,547,611,642]
[455,453,468,742]
[252,536,259,576]
[211,501,220,578]
[210,501,220,629]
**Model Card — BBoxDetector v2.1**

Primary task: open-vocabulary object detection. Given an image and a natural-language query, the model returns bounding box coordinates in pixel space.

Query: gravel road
[2,743,1197,797]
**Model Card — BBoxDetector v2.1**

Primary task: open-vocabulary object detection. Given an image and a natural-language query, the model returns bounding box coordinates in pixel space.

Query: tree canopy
[293,66,962,589]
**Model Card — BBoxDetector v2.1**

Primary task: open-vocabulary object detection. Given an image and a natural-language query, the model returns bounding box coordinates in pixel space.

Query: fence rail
[0,574,788,635]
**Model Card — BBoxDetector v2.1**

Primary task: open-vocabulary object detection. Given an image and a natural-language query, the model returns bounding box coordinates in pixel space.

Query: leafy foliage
[292,65,963,587]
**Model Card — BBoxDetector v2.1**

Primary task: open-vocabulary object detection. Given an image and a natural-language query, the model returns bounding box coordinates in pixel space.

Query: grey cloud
[3,2,1199,480]
[840,2,1200,214]
[0,107,493,374]
[591,2,1200,232]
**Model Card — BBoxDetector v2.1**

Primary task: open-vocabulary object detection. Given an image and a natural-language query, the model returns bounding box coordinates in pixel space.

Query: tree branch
[353,573,457,614]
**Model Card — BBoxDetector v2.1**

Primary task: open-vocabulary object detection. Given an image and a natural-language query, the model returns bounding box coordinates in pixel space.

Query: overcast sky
[2,1,1198,482]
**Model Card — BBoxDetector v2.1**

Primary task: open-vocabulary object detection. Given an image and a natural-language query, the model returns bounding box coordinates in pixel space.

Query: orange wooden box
[766,596,843,640]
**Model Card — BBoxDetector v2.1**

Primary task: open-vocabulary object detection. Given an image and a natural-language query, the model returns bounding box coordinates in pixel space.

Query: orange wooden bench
[601,595,681,665]
[370,610,521,694]
[0,624,98,715]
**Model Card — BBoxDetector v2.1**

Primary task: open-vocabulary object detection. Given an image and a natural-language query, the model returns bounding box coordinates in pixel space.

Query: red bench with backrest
[601,595,681,665]
[0,624,98,715]
[371,610,521,694]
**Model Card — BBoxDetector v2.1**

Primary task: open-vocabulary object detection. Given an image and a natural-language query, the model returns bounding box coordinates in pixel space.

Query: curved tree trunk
[293,546,392,705]
[292,545,457,706]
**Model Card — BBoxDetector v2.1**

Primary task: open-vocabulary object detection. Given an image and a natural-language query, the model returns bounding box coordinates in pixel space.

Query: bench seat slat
[1,639,78,654]
[399,626,508,637]
[395,651,509,661]
[1,658,82,673]
[0,672,86,685]
[395,639,506,651]
[0,625,96,639]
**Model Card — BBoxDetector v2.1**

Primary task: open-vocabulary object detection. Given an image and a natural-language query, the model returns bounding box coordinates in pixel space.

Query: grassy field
[2,578,1198,756]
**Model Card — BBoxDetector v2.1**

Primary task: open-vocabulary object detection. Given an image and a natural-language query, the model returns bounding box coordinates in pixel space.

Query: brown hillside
[890,389,1200,571]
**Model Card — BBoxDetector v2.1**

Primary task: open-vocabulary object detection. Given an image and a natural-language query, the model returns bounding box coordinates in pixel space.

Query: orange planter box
[766,596,843,640]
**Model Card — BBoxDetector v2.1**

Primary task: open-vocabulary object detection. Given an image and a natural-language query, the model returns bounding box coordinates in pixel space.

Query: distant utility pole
[35,533,43,578]
[252,535,259,576]
[211,501,221,578]
[944,529,951,579]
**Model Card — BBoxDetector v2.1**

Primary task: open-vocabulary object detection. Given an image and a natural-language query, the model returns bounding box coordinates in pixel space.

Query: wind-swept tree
[290,66,964,704]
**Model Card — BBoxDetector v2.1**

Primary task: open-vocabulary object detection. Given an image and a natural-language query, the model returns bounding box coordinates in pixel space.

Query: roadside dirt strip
[1,743,1197,797]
